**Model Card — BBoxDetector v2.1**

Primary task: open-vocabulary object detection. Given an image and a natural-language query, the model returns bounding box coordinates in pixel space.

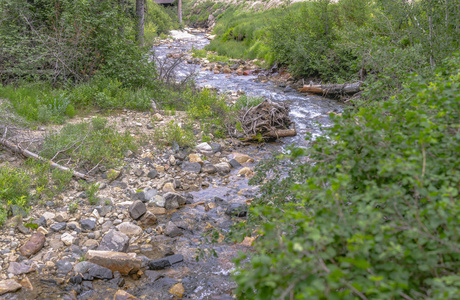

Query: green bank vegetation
[216,1,460,299]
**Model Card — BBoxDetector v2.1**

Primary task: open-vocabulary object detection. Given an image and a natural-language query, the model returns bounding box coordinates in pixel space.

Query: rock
[164,221,182,238]
[149,195,165,208]
[37,226,48,235]
[225,204,248,217]
[56,260,73,275]
[229,158,242,168]
[169,283,185,297]
[144,189,157,202]
[167,254,184,265]
[210,142,222,153]
[129,200,146,220]
[74,261,93,274]
[162,182,175,193]
[0,279,22,296]
[147,169,159,179]
[19,277,33,291]
[116,222,142,237]
[50,222,67,232]
[85,250,141,275]
[55,212,69,222]
[201,163,217,174]
[32,216,47,228]
[144,270,162,282]
[61,232,75,246]
[163,193,186,210]
[169,155,176,166]
[133,168,144,177]
[17,224,30,234]
[214,162,231,174]
[7,262,33,275]
[231,153,254,164]
[80,218,96,231]
[147,258,171,270]
[87,263,113,280]
[10,205,27,217]
[114,290,138,300]
[195,142,213,154]
[149,207,166,215]
[7,215,22,228]
[238,167,255,177]
[98,229,130,252]
[19,233,45,257]
[188,154,203,164]
[181,162,201,173]
[153,113,163,121]
[138,212,158,226]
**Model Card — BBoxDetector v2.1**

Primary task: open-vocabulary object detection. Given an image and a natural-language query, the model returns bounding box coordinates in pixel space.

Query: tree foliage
[232,53,460,299]
[0,0,156,87]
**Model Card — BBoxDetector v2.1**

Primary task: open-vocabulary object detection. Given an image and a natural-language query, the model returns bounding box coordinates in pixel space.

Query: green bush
[232,54,460,299]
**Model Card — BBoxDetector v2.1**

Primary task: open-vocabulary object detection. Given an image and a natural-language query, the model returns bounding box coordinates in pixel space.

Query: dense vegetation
[208,0,459,86]
[220,1,460,299]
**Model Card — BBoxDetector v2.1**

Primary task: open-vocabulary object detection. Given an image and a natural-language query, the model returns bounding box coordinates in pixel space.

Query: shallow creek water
[6,31,344,300]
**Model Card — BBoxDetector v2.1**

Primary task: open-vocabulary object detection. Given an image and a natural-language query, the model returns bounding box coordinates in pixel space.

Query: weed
[80,181,100,205]
[153,121,195,148]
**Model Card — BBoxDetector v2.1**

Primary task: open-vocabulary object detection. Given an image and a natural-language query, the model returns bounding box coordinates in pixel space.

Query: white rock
[61,232,74,246]
[196,142,213,154]
[42,212,55,220]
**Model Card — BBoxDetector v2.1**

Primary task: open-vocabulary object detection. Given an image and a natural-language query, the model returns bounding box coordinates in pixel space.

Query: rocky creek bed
[0,29,344,299]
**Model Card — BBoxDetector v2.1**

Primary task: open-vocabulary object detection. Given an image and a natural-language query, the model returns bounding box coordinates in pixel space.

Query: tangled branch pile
[238,100,296,141]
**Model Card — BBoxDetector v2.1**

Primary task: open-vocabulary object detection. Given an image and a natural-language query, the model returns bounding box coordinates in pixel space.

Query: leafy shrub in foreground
[233,54,460,299]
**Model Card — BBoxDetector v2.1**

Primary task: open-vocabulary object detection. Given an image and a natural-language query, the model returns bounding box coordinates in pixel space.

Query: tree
[136,0,144,45]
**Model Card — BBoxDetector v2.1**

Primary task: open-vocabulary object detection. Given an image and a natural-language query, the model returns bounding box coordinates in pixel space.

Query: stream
[4,31,344,300]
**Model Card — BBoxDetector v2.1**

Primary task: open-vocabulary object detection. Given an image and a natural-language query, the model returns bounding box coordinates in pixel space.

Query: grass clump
[0,166,31,224]
[41,117,136,169]
[153,121,195,148]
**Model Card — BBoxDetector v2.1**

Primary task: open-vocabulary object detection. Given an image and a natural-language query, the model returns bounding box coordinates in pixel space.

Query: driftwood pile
[238,100,296,141]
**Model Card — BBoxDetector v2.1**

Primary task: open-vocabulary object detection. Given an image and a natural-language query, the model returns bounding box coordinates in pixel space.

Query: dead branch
[0,135,89,180]
[238,100,296,141]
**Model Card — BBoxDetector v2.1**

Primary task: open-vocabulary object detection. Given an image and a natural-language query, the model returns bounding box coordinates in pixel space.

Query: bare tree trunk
[178,0,182,24]
[136,0,144,45]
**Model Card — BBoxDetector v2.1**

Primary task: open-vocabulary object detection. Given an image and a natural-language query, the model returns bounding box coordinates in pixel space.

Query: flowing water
[6,31,344,300]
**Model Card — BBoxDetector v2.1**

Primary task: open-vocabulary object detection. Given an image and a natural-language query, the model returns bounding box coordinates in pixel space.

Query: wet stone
[167,254,184,265]
[163,193,186,210]
[148,258,171,270]
[225,204,248,217]
[164,221,182,238]
[202,163,217,174]
[229,158,242,168]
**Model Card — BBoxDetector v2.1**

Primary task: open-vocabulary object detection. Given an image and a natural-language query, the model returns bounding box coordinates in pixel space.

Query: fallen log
[298,82,362,96]
[264,128,297,138]
[0,137,89,180]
